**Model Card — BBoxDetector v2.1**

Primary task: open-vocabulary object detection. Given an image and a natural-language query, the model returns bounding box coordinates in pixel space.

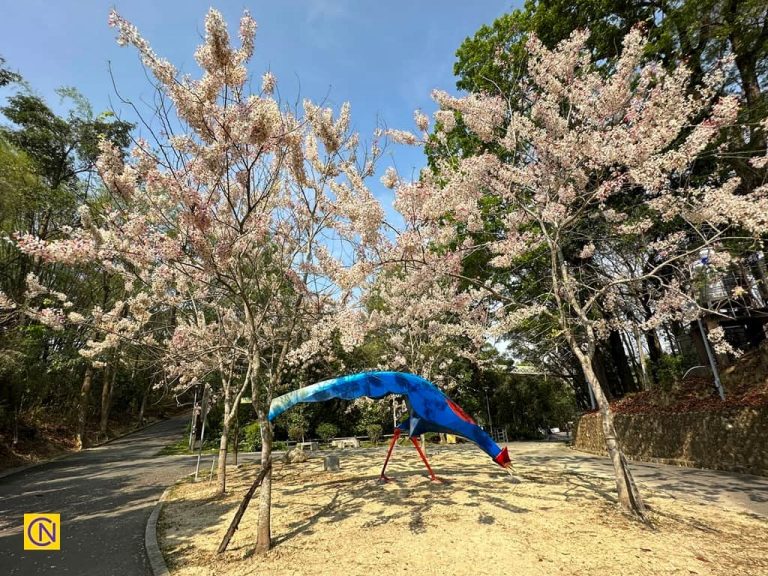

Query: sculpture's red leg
[410,435,437,481]
[379,428,401,483]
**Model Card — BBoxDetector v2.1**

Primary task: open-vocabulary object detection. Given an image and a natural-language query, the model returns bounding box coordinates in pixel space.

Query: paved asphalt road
[509,442,768,517]
[0,416,199,576]
[1,427,766,576]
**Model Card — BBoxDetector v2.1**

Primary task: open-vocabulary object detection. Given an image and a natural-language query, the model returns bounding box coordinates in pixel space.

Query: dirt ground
[159,444,768,576]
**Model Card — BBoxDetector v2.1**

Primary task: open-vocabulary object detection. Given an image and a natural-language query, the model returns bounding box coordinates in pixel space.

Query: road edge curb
[146,485,173,576]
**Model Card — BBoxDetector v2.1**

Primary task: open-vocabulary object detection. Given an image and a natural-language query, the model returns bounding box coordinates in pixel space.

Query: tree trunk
[216,381,234,495]
[608,330,639,394]
[645,328,663,385]
[576,350,646,518]
[138,382,150,426]
[255,411,273,554]
[216,422,230,494]
[76,365,94,450]
[632,327,650,389]
[217,458,272,554]
[99,362,117,438]
[233,413,239,466]
[590,350,612,399]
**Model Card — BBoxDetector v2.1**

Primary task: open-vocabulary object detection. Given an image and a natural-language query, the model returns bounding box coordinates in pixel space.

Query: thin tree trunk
[99,361,117,438]
[138,381,150,426]
[632,327,650,390]
[551,238,645,518]
[233,412,239,466]
[663,324,678,356]
[194,386,210,480]
[216,371,232,494]
[646,328,663,364]
[217,418,230,494]
[255,410,273,554]
[590,350,612,399]
[608,330,638,393]
[577,350,646,518]
[217,458,272,554]
[620,329,643,388]
[76,365,94,450]
[217,372,244,494]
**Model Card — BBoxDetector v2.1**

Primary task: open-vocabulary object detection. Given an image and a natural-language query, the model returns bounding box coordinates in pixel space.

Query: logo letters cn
[23,514,60,550]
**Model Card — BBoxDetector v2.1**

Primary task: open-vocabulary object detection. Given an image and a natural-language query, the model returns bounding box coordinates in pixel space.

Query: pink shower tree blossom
[367,267,489,385]
[15,8,384,551]
[386,27,767,517]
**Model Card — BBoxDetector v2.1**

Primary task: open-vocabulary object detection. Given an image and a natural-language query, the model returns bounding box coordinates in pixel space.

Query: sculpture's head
[493,446,511,467]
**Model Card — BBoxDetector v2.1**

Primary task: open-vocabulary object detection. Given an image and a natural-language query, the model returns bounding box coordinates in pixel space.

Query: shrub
[288,423,306,442]
[241,421,261,451]
[424,432,441,443]
[655,354,684,392]
[366,424,382,445]
[316,422,338,443]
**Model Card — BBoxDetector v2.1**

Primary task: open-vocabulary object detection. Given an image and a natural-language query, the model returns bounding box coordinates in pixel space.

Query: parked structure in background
[695,251,768,365]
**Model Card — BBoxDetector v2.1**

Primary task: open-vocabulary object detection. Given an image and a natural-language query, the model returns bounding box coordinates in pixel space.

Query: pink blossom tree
[367,266,488,385]
[386,28,768,517]
[15,8,383,552]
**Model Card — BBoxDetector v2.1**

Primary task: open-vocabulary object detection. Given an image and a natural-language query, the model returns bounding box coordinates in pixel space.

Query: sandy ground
[159,444,768,576]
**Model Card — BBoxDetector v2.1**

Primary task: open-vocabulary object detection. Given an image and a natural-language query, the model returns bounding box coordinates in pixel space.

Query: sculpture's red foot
[378,475,395,484]
[378,428,402,483]
[410,436,437,481]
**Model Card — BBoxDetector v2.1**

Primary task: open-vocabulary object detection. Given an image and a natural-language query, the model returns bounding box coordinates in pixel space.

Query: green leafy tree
[316,422,338,443]
[428,0,767,401]
[0,83,135,449]
[366,424,382,445]
[0,56,20,88]
[287,407,309,443]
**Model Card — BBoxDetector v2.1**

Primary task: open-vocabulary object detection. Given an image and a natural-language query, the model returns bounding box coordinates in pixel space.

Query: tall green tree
[0,84,134,448]
[430,0,767,397]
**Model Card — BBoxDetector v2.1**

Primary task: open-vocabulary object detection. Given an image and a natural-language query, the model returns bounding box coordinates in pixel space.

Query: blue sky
[0,1,518,214]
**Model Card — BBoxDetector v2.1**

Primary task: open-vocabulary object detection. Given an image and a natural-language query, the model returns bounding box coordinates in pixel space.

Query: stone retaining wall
[573,407,768,476]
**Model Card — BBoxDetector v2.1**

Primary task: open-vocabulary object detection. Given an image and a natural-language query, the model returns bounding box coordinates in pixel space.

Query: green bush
[423,432,441,443]
[288,423,306,442]
[366,424,383,445]
[316,422,338,443]
[241,421,261,451]
[655,354,684,391]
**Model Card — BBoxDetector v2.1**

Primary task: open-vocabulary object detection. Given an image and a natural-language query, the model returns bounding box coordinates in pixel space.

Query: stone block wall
[573,408,768,476]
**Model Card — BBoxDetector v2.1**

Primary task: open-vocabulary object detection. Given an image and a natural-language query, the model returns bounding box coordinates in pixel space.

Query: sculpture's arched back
[269,371,511,467]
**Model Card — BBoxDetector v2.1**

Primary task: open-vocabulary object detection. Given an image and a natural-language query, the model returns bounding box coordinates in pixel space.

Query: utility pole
[697,318,726,400]
[696,258,726,401]
[188,387,198,451]
[484,387,493,430]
